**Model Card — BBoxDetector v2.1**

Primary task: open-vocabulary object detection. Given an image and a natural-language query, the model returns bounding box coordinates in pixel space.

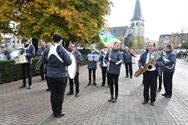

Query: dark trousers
[69,72,79,94]
[158,73,162,89]
[163,71,174,97]
[143,71,157,102]
[125,62,133,77]
[48,77,67,115]
[21,63,32,86]
[108,73,119,98]
[40,64,45,80]
[88,69,96,84]
[45,67,50,89]
[101,67,107,85]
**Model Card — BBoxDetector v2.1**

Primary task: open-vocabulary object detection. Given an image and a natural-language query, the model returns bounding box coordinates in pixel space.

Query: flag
[99,29,121,47]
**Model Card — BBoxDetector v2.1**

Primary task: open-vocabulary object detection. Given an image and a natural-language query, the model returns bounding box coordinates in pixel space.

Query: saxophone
[134,52,161,77]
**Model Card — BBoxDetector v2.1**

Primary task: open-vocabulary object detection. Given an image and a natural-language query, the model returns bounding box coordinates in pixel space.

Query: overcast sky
[106,0,188,41]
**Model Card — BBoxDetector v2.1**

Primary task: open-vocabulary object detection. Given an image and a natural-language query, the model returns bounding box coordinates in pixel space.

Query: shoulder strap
[47,45,64,63]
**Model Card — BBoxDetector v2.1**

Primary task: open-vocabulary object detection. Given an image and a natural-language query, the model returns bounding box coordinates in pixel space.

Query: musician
[87,48,99,86]
[161,44,176,98]
[41,34,72,118]
[19,38,35,89]
[99,47,108,86]
[123,46,135,79]
[45,42,52,91]
[66,43,83,97]
[138,42,162,106]
[36,42,46,81]
[106,42,123,103]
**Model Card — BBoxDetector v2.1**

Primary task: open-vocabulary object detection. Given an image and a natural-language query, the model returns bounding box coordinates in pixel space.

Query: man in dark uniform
[41,34,72,118]
[36,42,46,81]
[161,44,176,98]
[19,38,35,89]
[123,46,135,79]
[138,42,162,106]
[66,43,83,97]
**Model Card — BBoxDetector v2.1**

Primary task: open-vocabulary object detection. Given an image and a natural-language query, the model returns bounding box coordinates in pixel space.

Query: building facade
[159,33,188,48]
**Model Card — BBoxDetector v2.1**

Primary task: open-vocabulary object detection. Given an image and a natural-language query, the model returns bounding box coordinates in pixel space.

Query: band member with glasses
[66,43,83,97]
[41,34,72,118]
[19,38,35,89]
[138,42,162,106]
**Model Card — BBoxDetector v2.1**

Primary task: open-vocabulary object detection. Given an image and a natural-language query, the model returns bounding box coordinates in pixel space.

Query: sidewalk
[0,61,188,125]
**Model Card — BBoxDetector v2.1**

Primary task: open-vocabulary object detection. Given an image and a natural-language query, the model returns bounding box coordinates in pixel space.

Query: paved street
[0,57,188,125]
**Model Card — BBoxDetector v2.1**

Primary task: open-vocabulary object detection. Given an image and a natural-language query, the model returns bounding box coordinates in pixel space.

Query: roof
[131,0,144,21]
[110,26,128,37]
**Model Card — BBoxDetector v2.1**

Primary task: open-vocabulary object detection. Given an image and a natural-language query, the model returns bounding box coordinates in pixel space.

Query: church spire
[131,0,144,21]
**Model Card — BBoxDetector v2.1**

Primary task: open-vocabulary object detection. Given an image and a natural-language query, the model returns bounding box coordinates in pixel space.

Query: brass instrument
[15,54,28,64]
[35,60,41,70]
[164,64,174,69]
[134,52,161,77]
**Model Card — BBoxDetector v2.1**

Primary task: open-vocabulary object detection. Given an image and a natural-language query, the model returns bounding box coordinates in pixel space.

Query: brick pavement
[38,62,188,125]
[0,61,188,125]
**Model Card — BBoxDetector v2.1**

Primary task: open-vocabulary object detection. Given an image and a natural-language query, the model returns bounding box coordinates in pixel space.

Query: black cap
[53,34,63,43]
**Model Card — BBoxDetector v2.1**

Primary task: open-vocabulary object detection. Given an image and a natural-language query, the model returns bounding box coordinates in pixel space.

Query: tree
[0,0,111,46]
[182,40,188,49]
[129,36,144,49]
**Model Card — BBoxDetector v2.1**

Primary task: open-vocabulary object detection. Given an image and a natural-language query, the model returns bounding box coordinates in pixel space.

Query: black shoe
[93,82,97,86]
[53,112,65,118]
[161,93,167,96]
[142,100,148,105]
[19,85,26,89]
[108,98,114,102]
[150,102,155,106]
[27,86,31,89]
[112,98,117,103]
[46,88,50,91]
[75,93,79,97]
[130,76,132,79]
[66,92,73,95]
[101,84,105,87]
[125,76,129,78]
[157,88,161,92]
[87,83,91,86]
[165,95,171,98]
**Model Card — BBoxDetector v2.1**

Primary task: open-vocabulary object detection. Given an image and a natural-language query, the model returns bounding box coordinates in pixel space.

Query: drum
[68,53,77,79]
[15,55,28,64]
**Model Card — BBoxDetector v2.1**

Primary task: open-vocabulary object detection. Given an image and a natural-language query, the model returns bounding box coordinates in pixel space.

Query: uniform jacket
[123,50,134,63]
[20,44,35,64]
[73,50,83,73]
[106,49,123,75]
[41,45,72,78]
[37,47,46,61]
[87,52,99,70]
[161,50,176,73]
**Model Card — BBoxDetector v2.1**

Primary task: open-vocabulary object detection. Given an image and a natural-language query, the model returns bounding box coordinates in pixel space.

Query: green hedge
[0,54,88,84]
[0,58,40,84]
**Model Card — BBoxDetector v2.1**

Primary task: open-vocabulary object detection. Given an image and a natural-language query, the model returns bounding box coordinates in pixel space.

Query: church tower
[129,0,144,38]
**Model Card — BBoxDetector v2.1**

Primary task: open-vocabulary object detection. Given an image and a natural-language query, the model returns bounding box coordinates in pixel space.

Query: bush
[0,54,88,84]
[0,58,40,84]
